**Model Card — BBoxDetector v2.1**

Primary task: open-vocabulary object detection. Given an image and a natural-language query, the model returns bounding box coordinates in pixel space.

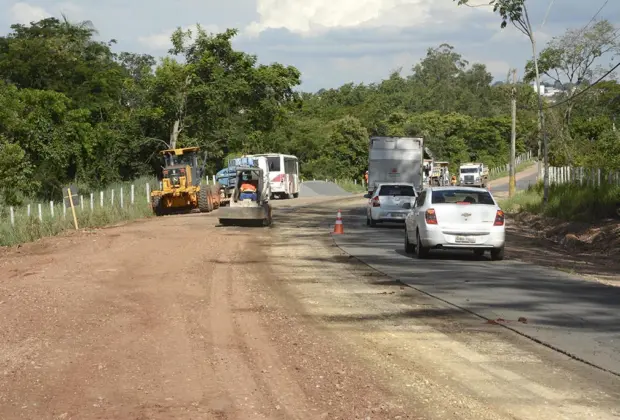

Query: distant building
[531,83,564,102]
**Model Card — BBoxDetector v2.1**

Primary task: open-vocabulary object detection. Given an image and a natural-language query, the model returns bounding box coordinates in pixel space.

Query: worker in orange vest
[239,173,258,200]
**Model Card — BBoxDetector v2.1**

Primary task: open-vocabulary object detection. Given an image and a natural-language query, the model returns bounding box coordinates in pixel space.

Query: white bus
[247,153,300,199]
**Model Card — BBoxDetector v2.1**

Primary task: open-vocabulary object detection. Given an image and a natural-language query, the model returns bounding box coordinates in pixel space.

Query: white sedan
[404,186,505,260]
[365,183,418,226]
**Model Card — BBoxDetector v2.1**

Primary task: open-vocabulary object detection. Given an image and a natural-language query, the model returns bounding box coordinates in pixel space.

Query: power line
[546,61,620,109]
[540,0,556,29]
[577,0,609,35]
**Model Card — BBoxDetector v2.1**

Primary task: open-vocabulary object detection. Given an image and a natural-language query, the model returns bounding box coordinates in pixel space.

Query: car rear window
[378,185,416,196]
[431,189,495,205]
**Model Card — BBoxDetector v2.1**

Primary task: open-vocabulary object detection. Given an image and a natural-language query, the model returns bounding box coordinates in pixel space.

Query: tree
[525,20,620,124]
[453,0,550,203]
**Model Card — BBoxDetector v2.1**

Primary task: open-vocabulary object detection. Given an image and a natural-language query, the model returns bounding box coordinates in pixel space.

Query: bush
[499,180,620,222]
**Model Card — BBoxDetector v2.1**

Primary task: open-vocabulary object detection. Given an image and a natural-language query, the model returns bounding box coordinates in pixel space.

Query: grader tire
[198,187,211,213]
[151,196,163,216]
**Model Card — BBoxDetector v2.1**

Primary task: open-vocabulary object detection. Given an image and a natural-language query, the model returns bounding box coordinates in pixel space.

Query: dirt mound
[513,212,620,256]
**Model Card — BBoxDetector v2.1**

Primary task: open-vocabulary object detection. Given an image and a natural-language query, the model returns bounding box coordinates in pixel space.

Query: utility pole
[509,69,517,197]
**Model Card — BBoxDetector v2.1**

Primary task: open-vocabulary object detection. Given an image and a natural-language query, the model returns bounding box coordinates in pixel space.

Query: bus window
[267,157,280,172]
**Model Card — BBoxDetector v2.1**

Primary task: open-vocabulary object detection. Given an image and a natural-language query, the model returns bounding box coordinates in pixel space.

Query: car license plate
[455,235,475,243]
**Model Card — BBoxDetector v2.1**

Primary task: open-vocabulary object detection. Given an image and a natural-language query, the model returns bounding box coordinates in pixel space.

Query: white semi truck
[367,137,425,193]
[458,162,489,188]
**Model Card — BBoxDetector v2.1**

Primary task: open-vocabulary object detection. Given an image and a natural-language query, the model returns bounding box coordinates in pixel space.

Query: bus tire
[293,192,299,198]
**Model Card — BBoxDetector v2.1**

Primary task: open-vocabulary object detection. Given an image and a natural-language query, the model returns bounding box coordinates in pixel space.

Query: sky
[2,0,619,92]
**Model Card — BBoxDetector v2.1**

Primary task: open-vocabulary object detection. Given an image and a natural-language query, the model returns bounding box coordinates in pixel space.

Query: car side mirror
[363,193,371,199]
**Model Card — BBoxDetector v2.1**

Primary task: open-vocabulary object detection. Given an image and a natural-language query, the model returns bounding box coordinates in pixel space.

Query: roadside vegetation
[500,182,620,222]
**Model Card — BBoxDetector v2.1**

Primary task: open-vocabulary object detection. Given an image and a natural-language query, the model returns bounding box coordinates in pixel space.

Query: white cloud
[245,0,491,37]
[138,23,220,50]
[9,2,51,25]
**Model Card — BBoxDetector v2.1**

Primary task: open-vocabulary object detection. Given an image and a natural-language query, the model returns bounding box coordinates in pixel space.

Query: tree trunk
[170,120,180,149]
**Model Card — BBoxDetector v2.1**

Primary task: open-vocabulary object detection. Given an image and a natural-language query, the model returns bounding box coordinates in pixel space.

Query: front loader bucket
[218,202,271,226]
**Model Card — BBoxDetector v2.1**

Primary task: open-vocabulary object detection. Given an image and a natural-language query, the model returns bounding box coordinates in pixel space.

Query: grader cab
[150,147,221,216]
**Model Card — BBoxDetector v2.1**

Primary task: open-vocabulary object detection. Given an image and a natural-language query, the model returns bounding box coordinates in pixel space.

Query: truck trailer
[367,137,425,193]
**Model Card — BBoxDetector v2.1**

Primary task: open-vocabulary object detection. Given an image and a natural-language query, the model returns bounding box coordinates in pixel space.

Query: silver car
[365,183,418,227]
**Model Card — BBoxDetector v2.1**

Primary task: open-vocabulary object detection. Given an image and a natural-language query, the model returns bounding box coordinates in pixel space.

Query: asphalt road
[331,175,620,377]
[491,167,539,193]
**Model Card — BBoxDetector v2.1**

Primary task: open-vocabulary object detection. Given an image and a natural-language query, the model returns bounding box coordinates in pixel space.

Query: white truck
[367,137,424,193]
[459,162,489,188]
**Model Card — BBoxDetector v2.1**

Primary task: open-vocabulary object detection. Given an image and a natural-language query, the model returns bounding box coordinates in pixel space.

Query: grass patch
[335,179,367,193]
[498,180,620,222]
[498,189,541,213]
[0,176,157,247]
[490,161,535,180]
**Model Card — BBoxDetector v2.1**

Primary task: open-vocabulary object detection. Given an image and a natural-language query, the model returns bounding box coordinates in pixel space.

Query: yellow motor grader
[150,147,221,216]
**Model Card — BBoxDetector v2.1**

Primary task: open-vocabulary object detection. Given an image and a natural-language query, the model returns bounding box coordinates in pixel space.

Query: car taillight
[372,196,380,207]
[494,210,505,226]
[425,208,437,224]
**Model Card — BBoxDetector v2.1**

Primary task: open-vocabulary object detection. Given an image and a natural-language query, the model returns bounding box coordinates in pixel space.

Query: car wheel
[490,247,504,261]
[473,249,485,258]
[415,230,429,259]
[404,228,415,254]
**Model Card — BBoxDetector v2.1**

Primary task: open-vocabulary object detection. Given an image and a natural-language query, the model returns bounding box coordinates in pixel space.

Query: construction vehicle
[430,161,450,186]
[216,166,236,207]
[218,156,272,226]
[458,162,489,188]
[150,146,221,216]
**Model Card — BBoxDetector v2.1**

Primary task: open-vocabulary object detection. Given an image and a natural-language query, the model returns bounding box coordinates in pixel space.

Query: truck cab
[459,163,488,188]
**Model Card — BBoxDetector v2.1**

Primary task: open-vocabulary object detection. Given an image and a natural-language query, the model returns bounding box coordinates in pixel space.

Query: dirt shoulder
[505,212,620,287]
[0,201,412,419]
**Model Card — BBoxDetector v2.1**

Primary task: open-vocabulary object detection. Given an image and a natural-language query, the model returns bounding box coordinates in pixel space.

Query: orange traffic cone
[333,210,344,234]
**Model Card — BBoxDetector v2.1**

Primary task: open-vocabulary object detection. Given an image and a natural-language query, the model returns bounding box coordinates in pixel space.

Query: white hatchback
[365,183,418,227]
[404,186,505,260]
